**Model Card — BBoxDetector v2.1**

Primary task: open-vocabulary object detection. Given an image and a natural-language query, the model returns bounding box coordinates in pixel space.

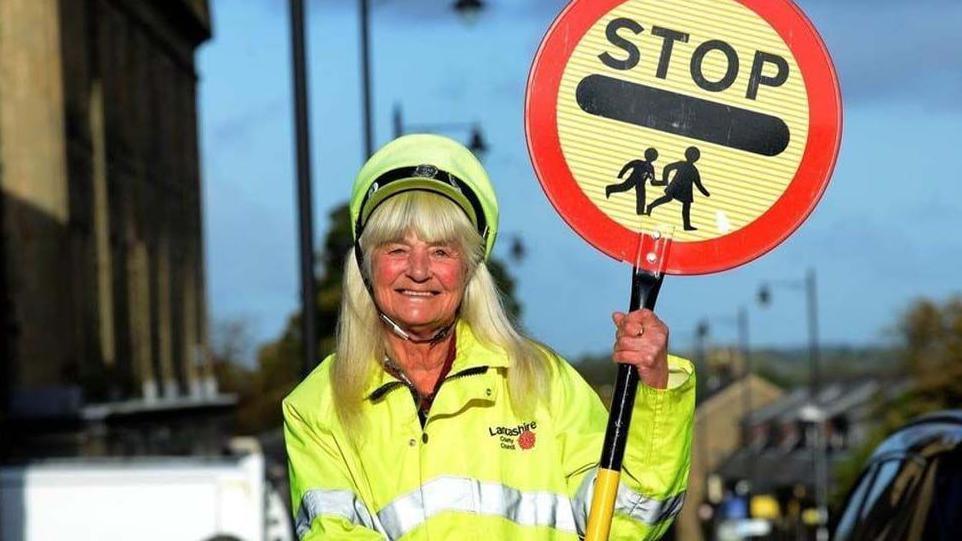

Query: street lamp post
[359,0,487,159]
[695,320,710,485]
[289,0,317,378]
[453,0,485,20]
[392,103,489,160]
[805,269,820,405]
[736,307,754,494]
[758,267,828,540]
[694,320,723,536]
[756,269,820,396]
[359,0,373,158]
[701,310,755,490]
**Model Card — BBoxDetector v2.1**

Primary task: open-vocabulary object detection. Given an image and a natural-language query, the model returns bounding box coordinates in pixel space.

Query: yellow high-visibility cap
[350,134,499,258]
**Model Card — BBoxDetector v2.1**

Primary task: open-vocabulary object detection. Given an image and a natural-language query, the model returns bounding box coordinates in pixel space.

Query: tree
[899,295,962,413]
[230,202,525,434]
[210,318,256,398]
[832,295,962,505]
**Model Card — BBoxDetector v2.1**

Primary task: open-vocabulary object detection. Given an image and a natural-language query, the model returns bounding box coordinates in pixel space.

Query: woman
[284,134,695,540]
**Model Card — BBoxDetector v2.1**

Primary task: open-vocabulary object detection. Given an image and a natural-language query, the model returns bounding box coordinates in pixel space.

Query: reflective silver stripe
[573,469,686,533]
[618,483,686,525]
[295,488,386,539]
[572,469,595,534]
[377,476,577,539]
[297,474,683,540]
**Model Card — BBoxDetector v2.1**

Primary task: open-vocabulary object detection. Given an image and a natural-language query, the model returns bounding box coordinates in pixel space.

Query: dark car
[833,411,962,540]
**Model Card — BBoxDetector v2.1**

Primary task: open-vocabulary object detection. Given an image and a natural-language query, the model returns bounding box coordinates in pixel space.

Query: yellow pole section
[585,467,621,540]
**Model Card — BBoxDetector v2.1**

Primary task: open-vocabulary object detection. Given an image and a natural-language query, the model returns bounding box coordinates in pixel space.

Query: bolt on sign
[526,0,841,275]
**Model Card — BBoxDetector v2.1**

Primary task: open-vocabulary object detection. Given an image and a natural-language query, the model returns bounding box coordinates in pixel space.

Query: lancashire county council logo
[488,421,537,451]
[518,429,536,450]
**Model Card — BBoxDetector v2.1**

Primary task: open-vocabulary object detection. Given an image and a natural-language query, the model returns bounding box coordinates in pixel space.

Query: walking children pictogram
[646,146,711,231]
[604,148,659,215]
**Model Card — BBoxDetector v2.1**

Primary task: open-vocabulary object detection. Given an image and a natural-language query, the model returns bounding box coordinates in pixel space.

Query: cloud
[252,0,569,23]
[250,0,962,109]
[796,0,962,107]
[208,97,288,149]
[354,0,962,109]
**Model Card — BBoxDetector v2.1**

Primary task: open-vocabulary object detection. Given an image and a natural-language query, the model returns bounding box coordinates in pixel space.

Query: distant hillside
[572,344,902,391]
[748,345,901,387]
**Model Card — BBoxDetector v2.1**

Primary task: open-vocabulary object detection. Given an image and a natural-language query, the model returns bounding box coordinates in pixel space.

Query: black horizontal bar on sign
[575,74,790,157]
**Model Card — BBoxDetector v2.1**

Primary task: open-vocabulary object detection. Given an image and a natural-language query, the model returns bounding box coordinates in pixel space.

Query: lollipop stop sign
[526,0,841,275]
[525,0,841,539]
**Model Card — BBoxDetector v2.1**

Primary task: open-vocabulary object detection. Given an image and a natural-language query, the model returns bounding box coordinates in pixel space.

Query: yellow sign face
[557,0,809,241]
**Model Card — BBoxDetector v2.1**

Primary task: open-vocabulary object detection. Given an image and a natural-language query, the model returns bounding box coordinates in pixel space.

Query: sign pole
[586,267,664,541]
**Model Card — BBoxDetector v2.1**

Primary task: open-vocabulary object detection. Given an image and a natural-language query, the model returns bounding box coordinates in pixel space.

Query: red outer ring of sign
[524,0,842,275]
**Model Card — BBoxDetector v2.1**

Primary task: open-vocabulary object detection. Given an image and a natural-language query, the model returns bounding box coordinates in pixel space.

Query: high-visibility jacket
[283,321,695,540]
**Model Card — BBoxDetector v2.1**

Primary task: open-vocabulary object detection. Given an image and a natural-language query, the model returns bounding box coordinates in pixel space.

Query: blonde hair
[332,191,548,426]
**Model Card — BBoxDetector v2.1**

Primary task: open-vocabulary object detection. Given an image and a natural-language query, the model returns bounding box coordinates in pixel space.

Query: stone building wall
[0,0,212,419]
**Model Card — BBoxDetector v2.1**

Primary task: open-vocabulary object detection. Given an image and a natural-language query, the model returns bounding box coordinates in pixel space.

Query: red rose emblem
[518,429,536,450]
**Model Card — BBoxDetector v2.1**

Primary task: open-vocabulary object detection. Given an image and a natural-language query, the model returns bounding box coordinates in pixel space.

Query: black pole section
[806,268,820,403]
[290,0,317,378]
[738,307,754,491]
[393,102,404,139]
[695,322,709,493]
[807,268,829,540]
[599,268,665,470]
[359,0,374,158]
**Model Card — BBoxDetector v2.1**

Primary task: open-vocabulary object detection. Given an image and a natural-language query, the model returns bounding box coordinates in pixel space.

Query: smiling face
[370,230,467,336]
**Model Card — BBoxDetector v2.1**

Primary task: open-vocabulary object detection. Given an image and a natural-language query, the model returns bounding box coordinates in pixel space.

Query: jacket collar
[365,320,509,401]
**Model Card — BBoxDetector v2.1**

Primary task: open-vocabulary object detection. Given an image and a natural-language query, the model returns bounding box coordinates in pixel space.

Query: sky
[197,0,962,362]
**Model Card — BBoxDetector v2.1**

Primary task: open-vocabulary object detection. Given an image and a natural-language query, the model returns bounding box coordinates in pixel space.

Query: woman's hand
[612,309,669,389]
